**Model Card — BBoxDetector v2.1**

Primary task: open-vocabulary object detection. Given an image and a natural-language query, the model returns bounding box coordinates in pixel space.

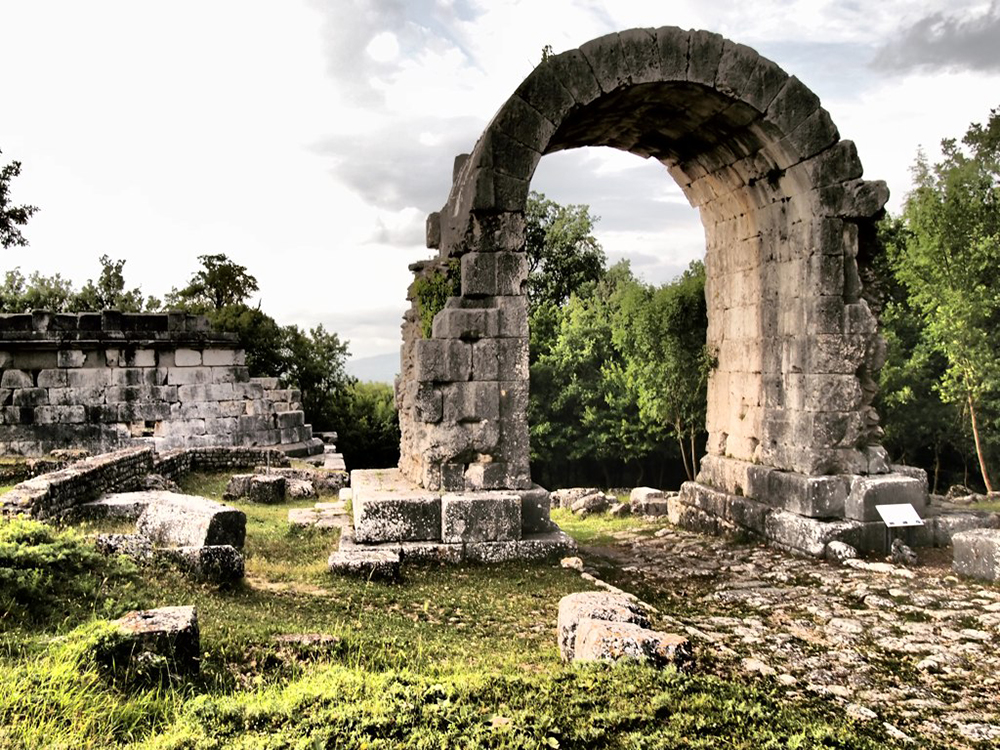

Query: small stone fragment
[105,605,200,676]
[889,538,918,567]
[825,540,858,563]
[574,618,692,669]
[561,556,584,571]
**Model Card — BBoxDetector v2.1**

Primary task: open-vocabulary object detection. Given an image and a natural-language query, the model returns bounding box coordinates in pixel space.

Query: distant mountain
[346,352,399,384]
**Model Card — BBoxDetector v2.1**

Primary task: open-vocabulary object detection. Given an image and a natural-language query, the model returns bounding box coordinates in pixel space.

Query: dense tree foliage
[328,381,400,470]
[525,191,606,309]
[0,149,38,249]
[165,253,260,311]
[526,192,709,489]
[0,256,156,313]
[880,105,1000,492]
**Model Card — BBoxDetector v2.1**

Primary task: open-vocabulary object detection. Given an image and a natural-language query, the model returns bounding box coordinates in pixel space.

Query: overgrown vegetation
[0,519,137,627]
[411,258,461,339]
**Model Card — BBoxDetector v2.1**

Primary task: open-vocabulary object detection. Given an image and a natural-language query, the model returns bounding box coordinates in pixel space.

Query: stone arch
[399,27,890,499]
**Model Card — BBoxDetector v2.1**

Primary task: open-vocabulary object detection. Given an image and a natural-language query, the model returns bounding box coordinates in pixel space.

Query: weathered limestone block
[765,471,849,518]
[441,491,521,543]
[952,529,1000,582]
[328,548,401,581]
[0,369,32,389]
[551,487,600,509]
[932,512,1000,545]
[846,474,927,522]
[57,349,87,368]
[248,475,286,504]
[630,487,669,516]
[431,308,498,341]
[107,605,200,675]
[442,381,500,423]
[574,619,692,669]
[95,533,153,562]
[155,545,245,585]
[579,32,629,94]
[464,530,577,564]
[414,339,472,383]
[223,473,253,500]
[351,472,445,543]
[174,348,202,366]
[136,493,246,548]
[764,510,860,557]
[78,491,155,521]
[557,591,650,661]
[571,491,612,516]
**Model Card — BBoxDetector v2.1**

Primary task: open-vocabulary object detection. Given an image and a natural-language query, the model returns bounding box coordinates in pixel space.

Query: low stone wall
[0,445,294,520]
[0,312,314,455]
[153,446,290,480]
[0,445,154,519]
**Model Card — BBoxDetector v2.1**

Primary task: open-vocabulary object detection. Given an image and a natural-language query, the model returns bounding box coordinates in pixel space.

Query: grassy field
[0,471,901,749]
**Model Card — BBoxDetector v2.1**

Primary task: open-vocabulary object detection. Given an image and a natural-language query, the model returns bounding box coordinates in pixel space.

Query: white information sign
[875,503,924,528]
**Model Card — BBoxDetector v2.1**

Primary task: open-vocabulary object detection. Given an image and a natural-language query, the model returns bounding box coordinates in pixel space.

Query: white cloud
[1,0,997,361]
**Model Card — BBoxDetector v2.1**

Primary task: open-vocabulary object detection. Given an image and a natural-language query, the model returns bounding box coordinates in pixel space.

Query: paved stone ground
[581,525,1000,748]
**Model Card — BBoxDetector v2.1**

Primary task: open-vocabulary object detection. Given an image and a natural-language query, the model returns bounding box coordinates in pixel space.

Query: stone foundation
[328,469,575,572]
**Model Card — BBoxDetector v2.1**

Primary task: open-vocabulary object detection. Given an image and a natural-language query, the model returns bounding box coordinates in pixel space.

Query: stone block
[167,366,214,386]
[519,485,552,533]
[57,349,87,368]
[557,591,649,661]
[431,308,498,340]
[136,493,246,548]
[13,388,48,407]
[67,368,111,388]
[107,605,200,676]
[765,471,848,518]
[630,487,670,516]
[328,548,401,581]
[514,60,576,125]
[353,493,442,544]
[1,369,33,388]
[95,533,153,562]
[618,27,661,83]
[933,512,1000,546]
[36,369,68,388]
[579,32,628,93]
[202,348,237,366]
[472,339,500,380]
[952,529,1000,582]
[764,510,859,557]
[155,545,245,585]
[574,619,691,669]
[414,339,472,383]
[546,49,601,106]
[464,460,520,490]
[441,491,521,543]
[174,348,202,366]
[442,381,500,423]
[845,474,927,522]
[247,475,285,504]
[398,541,464,564]
[78,491,154,521]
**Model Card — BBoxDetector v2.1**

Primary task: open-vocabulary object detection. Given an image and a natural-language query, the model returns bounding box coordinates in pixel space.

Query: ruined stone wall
[0,445,154,519]
[398,27,890,495]
[0,311,314,456]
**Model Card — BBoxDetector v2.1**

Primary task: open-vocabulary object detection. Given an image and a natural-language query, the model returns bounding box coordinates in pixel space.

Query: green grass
[0,471,909,749]
[550,508,669,546]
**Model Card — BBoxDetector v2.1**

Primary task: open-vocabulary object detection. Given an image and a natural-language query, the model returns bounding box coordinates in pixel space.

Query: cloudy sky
[1,0,998,363]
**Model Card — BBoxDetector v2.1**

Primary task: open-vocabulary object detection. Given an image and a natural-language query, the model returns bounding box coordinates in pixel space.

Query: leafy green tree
[74,255,154,312]
[207,303,288,377]
[166,253,259,311]
[0,149,38,249]
[329,381,400,470]
[0,268,75,312]
[282,324,350,429]
[612,260,711,481]
[525,191,606,309]
[892,106,1000,491]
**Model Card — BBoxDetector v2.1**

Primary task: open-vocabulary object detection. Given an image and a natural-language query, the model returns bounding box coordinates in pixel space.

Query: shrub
[0,518,136,626]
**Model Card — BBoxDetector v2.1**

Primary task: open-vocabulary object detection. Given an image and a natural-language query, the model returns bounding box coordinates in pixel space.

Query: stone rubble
[578,523,1000,746]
